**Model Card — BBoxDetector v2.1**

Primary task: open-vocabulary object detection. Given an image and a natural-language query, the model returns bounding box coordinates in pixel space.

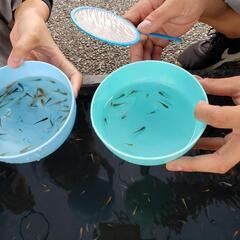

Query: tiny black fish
[149,111,156,114]
[49,118,54,127]
[54,89,68,96]
[31,78,41,82]
[18,83,24,91]
[127,143,134,147]
[121,112,128,120]
[48,79,56,84]
[104,117,108,125]
[146,93,150,97]
[128,90,138,96]
[159,101,169,109]
[45,97,52,105]
[115,93,125,100]
[52,99,68,105]
[34,117,48,125]
[133,126,146,134]
[158,91,168,98]
[20,145,32,154]
[111,102,125,107]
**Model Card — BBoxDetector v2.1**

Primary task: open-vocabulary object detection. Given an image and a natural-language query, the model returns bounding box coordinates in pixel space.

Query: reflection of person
[125,0,240,174]
[0,0,82,96]
[0,163,35,214]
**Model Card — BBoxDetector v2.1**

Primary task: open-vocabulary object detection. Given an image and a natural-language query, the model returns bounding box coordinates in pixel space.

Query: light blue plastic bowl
[0,61,76,164]
[91,61,208,166]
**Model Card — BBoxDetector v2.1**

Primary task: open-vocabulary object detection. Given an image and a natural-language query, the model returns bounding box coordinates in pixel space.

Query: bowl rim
[91,60,208,162]
[0,60,75,160]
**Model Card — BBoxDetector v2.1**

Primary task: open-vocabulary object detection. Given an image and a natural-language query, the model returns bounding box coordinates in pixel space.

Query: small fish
[9,87,19,95]
[158,91,168,98]
[54,89,68,96]
[146,93,150,98]
[126,143,134,147]
[219,181,233,187]
[0,118,2,128]
[121,112,128,120]
[104,117,108,125]
[20,145,32,154]
[26,93,33,98]
[181,198,188,210]
[59,109,70,113]
[80,190,86,196]
[111,102,125,107]
[0,152,9,156]
[48,79,56,84]
[41,183,48,188]
[5,81,17,91]
[43,188,50,193]
[37,88,46,97]
[115,93,125,100]
[34,117,48,125]
[19,129,23,132]
[45,97,52,105]
[49,118,54,127]
[40,99,45,106]
[107,224,113,228]
[61,115,68,123]
[132,206,138,216]
[103,196,112,208]
[133,126,146,134]
[30,96,38,107]
[26,221,31,230]
[0,133,7,136]
[18,83,24,91]
[202,189,210,192]
[233,230,239,239]
[127,90,138,96]
[148,111,156,115]
[80,226,84,240]
[56,115,63,121]
[52,99,68,105]
[0,102,9,109]
[31,78,41,82]
[159,101,169,109]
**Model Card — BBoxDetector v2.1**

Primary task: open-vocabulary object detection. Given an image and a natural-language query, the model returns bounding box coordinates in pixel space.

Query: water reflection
[0,163,34,214]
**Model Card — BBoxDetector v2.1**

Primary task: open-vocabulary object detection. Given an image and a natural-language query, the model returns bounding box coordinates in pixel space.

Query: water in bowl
[101,82,196,158]
[0,77,71,156]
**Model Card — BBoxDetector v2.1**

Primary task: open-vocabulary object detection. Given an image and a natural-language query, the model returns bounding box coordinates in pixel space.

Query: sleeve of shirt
[42,0,53,13]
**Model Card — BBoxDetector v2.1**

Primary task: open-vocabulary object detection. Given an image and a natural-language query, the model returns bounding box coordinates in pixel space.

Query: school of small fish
[0,78,71,156]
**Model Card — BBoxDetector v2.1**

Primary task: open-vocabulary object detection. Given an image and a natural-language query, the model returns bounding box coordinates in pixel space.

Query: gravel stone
[48,0,211,74]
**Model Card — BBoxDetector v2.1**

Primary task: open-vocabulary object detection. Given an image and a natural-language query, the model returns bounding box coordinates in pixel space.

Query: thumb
[8,35,38,68]
[137,1,177,34]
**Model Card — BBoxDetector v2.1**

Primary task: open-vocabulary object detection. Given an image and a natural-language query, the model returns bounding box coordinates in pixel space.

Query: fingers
[194,137,226,150]
[198,77,239,97]
[195,101,240,129]
[8,34,39,67]
[143,39,154,60]
[130,42,144,62]
[50,47,82,97]
[137,1,178,34]
[166,133,240,174]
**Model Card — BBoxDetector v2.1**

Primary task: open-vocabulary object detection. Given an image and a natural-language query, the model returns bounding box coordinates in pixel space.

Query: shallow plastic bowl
[91,61,208,166]
[0,61,76,164]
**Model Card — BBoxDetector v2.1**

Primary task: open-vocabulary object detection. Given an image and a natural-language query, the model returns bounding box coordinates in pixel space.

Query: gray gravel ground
[48,0,211,75]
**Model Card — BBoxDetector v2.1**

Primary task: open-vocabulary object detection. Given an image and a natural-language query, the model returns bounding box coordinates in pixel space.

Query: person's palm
[8,14,82,96]
[167,77,240,174]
